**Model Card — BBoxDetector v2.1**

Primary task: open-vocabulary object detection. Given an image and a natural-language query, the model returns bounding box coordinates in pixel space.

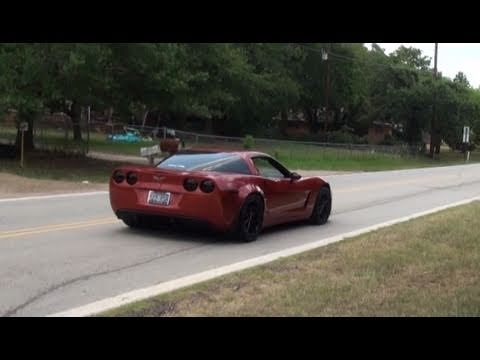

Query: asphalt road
[1,163,480,317]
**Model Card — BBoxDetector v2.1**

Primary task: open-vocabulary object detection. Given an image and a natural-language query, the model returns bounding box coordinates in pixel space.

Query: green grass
[186,140,479,171]
[88,137,155,156]
[103,201,480,317]
[1,125,155,156]
[0,126,17,141]
[263,145,480,171]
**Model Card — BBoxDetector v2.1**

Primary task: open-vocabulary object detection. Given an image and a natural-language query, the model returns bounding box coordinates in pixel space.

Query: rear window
[157,153,251,175]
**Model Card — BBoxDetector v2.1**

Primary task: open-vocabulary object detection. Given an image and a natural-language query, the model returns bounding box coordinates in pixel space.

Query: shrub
[243,135,255,149]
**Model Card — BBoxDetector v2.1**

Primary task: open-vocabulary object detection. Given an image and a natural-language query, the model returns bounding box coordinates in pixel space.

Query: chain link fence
[1,114,422,159]
[0,110,90,155]
[138,127,421,158]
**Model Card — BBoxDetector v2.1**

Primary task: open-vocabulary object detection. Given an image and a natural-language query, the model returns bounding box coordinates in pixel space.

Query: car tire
[233,194,264,242]
[310,186,332,225]
[121,214,143,229]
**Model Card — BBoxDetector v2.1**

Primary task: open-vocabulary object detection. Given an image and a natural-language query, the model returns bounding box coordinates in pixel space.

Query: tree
[0,44,50,151]
[167,43,300,136]
[286,43,367,133]
[229,43,301,135]
[453,71,471,88]
[176,43,254,133]
[3,42,480,156]
[390,46,432,71]
[106,43,196,127]
[441,78,480,149]
[389,78,433,146]
[44,44,116,141]
[0,43,116,148]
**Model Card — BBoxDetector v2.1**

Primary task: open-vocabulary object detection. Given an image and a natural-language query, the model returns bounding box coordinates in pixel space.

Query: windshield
[157,153,251,174]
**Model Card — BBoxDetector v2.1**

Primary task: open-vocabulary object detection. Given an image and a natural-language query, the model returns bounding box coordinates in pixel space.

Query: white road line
[48,195,480,317]
[0,191,108,203]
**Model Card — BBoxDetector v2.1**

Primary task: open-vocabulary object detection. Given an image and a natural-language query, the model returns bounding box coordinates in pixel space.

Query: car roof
[233,151,269,158]
[174,150,270,159]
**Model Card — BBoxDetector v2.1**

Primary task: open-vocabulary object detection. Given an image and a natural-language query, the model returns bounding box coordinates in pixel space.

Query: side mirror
[290,172,301,181]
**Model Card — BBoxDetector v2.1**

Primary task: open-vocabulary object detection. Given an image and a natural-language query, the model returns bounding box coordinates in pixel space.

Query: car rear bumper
[110,183,232,231]
[115,209,216,231]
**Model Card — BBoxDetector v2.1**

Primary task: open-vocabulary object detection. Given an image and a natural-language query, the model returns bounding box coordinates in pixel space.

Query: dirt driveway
[0,173,107,199]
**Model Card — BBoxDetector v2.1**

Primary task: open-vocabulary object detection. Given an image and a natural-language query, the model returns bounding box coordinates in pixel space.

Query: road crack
[2,240,217,317]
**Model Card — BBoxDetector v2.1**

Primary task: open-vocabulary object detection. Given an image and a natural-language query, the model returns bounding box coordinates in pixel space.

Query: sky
[366,43,480,88]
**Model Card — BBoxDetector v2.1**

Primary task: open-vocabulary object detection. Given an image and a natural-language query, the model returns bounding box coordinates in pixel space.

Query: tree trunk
[157,112,163,127]
[280,110,288,136]
[71,101,82,141]
[141,110,149,129]
[312,108,319,131]
[106,107,114,123]
[430,131,441,159]
[434,136,441,155]
[176,113,186,130]
[303,108,313,130]
[429,131,435,158]
[206,117,213,134]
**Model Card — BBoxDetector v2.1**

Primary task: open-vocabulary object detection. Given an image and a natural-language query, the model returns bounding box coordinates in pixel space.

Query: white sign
[19,122,28,132]
[463,126,470,143]
[140,144,161,157]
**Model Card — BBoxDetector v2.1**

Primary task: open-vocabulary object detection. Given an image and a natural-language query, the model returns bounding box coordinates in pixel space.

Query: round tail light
[200,179,215,193]
[113,170,125,184]
[126,172,138,185]
[183,178,198,191]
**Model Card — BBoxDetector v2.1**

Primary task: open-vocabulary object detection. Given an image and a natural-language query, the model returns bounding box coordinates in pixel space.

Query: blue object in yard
[107,128,142,143]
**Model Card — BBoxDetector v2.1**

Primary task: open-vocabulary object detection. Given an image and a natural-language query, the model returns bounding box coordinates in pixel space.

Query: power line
[293,43,424,71]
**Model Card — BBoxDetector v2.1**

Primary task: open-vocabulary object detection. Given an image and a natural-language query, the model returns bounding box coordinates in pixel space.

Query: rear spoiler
[175,149,219,154]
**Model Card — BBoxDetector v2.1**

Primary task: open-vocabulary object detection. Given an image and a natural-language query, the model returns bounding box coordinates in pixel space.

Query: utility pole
[430,43,438,159]
[323,43,331,133]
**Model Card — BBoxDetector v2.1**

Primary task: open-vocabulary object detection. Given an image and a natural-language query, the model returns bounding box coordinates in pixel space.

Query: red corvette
[109,151,332,242]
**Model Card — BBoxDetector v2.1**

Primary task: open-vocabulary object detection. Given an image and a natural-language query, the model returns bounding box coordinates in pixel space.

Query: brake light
[126,172,138,185]
[113,170,125,184]
[200,179,215,193]
[183,178,198,191]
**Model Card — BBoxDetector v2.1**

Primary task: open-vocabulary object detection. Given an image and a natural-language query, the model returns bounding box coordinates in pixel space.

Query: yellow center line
[0,218,120,239]
[0,173,465,240]
[0,217,116,235]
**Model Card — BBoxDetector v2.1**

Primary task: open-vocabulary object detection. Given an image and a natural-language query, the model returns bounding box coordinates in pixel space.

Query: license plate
[147,191,171,206]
